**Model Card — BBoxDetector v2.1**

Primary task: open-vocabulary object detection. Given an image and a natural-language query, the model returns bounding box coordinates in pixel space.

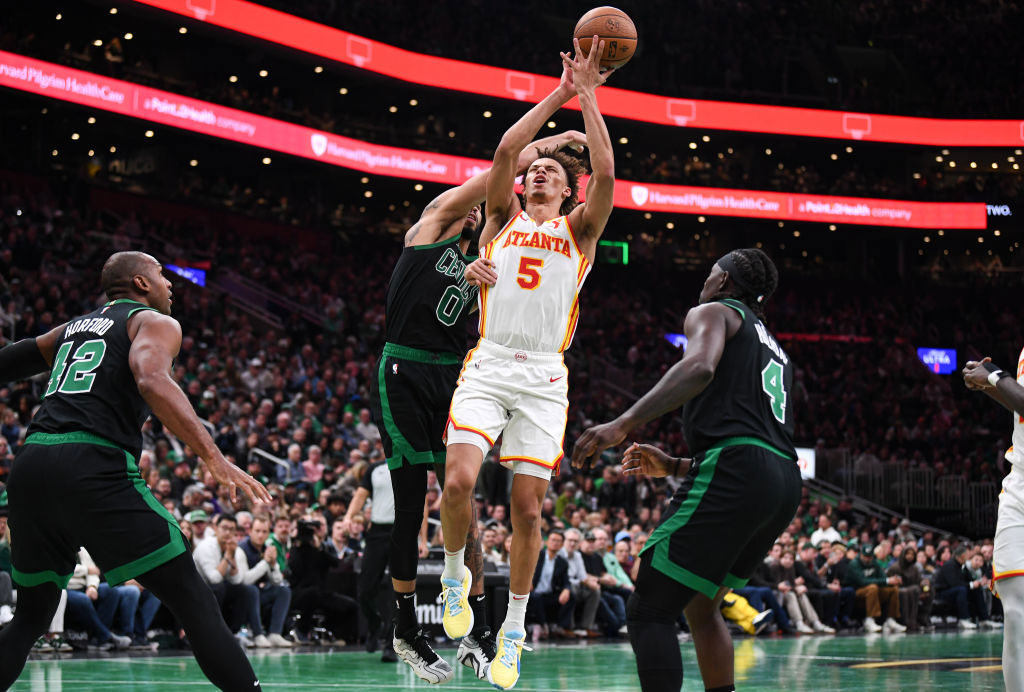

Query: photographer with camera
[287,517,358,645]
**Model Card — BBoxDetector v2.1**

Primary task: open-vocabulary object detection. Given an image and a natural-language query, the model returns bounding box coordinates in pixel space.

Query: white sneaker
[980,620,1003,629]
[237,633,255,648]
[883,618,907,633]
[394,630,454,684]
[253,634,272,648]
[958,619,978,630]
[796,621,815,634]
[267,633,294,647]
[0,605,13,625]
[457,632,497,681]
[863,618,882,633]
[813,622,836,634]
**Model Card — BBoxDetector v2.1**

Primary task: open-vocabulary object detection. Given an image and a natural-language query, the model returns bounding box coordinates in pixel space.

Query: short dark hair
[548,529,565,541]
[526,149,587,216]
[101,251,154,300]
[216,513,237,527]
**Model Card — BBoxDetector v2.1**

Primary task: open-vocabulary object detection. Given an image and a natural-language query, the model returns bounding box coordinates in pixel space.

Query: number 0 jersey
[28,299,160,459]
[681,299,797,458]
[478,211,591,353]
[383,236,479,355]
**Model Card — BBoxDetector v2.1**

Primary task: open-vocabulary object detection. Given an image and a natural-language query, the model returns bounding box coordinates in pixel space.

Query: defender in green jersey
[0,252,271,691]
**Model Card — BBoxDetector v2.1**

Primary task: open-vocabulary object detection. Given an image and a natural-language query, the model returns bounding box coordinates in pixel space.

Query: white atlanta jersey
[478,211,591,353]
[993,346,1024,588]
[1005,346,1024,469]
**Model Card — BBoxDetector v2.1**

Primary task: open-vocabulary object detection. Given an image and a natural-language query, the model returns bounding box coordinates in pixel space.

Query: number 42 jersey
[681,298,798,458]
[28,299,160,459]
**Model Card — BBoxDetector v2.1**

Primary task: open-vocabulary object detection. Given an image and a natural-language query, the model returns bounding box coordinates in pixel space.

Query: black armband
[0,338,49,384]
[982,361,1013,387]
[672,457,681,476]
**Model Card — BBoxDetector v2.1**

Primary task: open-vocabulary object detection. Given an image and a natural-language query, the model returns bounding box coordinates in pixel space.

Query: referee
[342,450,397,661]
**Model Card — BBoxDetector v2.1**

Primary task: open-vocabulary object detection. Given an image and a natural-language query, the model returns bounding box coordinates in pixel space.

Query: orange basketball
[573,7,637,69]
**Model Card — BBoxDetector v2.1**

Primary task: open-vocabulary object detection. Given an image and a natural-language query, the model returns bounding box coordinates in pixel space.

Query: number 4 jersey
[681,298,797,458]
[478,212,591,353]
[28,299,160,459]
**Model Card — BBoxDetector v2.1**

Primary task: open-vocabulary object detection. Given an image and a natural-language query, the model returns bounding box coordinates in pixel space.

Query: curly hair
[710,248,779,323]
[522,148,588,217]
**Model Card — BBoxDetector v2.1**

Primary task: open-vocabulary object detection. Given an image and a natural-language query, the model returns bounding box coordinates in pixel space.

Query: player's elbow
[135,371,167,398]
[688,362,715,387]
[494,136,520,161]
[591,157,614,180]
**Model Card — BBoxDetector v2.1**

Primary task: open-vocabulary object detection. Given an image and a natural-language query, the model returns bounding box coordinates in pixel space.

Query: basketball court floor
[12,630,1004,690]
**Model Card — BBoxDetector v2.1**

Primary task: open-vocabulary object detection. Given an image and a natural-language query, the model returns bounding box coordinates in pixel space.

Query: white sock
[503,592,529,634]
[442,548,465,582]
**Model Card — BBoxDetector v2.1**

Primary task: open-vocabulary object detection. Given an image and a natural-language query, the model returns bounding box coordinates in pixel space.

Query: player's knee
[510,503,540,533]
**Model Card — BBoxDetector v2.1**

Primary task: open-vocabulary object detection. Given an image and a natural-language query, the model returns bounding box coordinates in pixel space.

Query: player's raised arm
[479,70,578,247]
[565,37,615,248]
[405,130,586,247]
[964,358,1024,417]
[128,311,271,504]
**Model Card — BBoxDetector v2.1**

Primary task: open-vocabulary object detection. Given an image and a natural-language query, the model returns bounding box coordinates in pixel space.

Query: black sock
[393,590,418,639]
[706,687,735,692]
[470,594,489,638]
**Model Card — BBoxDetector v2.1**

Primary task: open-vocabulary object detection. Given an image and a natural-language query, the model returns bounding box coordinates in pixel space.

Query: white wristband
[989,370,1006,387]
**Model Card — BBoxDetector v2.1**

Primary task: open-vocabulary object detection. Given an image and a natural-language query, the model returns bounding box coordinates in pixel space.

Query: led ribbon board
[0,51,986,228]
[132,0,1024,146]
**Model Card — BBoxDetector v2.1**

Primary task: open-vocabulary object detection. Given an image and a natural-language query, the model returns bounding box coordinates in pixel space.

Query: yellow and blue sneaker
[486,627,532,690]
[440,569,473,640]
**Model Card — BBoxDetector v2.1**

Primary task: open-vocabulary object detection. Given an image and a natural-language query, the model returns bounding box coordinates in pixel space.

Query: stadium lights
[994,230,1001,236]
[913,173,921,179]
[482,111,492,118]
[765,148,772,155]
[935,156,943,162]
[71,133,79,140]
[109,146,116,153]
[360,177,369,184]
[88,149,94,156]
[314,66,323,73]
[447,131,455,138]
[830,153,838,160]
[666,222,674,229]
[938,230,945,236]
[970,162,977,168]
[688,142,697,149]
[178,27,187,34]
[124,33,133,40]
[618,137,628,144]
[190,159,198,166]
[546,121,556,128]
[992,163,998,169]
[845,146,853,153]
[93,39,103,47]
[829,224,837,231]
[924,236,931,243]
[643,212,651,219]
[87,116,96,124]
[41,107,47,114]
[262,157,271,164]
[408,99,418,106]
[110,7,118,14]
[258,69,268,77]
[949,161,956,167]
[144,130,154,137]
[388,106,397,113]
[942,149,950,155]
[698,216,705,223]
[414,184,423,191]
[702,135,710,142]
[778,221,785,228]
[51,149,58,156]
[793,230,800,237]
[56,13,61,20]
[364,191,373,198]
[1010,157,1016,162]
[229,75,238,83]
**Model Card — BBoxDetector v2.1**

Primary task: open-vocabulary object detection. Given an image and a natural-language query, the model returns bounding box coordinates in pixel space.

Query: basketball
[573,7,637,69]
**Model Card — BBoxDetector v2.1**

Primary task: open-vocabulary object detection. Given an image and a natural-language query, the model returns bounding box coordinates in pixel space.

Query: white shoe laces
[441,583,465,617]
[496,634,532,669]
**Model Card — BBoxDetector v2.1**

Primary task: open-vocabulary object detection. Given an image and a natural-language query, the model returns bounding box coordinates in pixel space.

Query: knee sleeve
[389,463,429,582]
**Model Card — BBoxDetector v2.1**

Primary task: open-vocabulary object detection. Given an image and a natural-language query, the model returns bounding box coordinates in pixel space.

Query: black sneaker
[393,630,453,684]
[457,630,497,681]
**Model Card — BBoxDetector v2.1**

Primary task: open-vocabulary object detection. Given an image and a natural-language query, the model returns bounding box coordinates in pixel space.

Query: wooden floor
[13,629,1005,690]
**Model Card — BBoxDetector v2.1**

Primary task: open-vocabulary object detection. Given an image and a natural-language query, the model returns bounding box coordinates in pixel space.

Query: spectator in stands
[302,445,325,483]
[845,544,906,633]
[580,530,627,636]
[527,531,574,641]
[795,542,840,631]
[560,529,600,638]
[193,514,268,647]
[614,540,634,577]
[239,514,293,647]
[354,408,380,444]
[268,515,291,573]
[809,515,842,547]
[63,548,131,650]
[933,545,998,629]
[887,545,932,631]
[280,444,304,484]
[287,518,358,644]
[734,558,795,636]
[241,359,273,397]
[768,550,834,634]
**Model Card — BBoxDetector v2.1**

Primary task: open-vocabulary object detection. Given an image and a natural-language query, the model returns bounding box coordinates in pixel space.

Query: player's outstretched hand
[465,257,498,287]
[572,419,628,469]
[963,356,994,390]
[207,452,273,504]
[560,36,614,95]
[620,442,684,478]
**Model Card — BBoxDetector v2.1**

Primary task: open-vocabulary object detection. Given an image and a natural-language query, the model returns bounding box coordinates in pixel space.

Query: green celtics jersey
[681,299,797,458]
[28,299,160,459]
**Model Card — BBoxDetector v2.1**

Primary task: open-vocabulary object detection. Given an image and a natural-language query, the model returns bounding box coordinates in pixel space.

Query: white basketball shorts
[445,338,569,480]
[994,463,1024,595]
